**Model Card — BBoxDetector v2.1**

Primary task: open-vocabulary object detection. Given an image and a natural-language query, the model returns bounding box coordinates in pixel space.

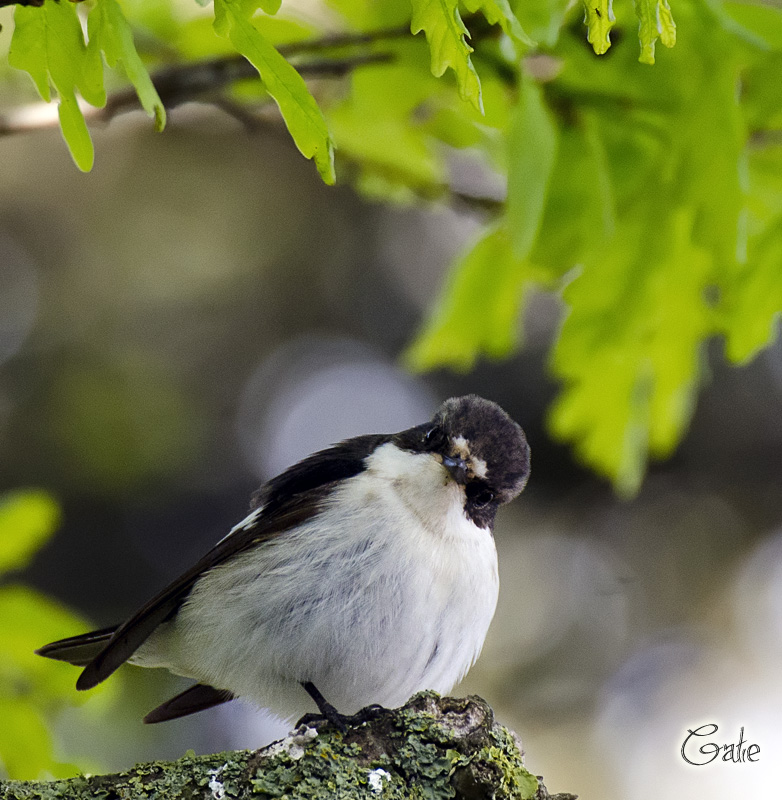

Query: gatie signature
[681,724,760,765]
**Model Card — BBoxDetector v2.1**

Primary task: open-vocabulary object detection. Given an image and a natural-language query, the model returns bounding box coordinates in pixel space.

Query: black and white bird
[38,395,530,727]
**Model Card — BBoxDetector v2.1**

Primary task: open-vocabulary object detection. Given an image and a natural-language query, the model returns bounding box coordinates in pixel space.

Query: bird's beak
[441,454,468,484]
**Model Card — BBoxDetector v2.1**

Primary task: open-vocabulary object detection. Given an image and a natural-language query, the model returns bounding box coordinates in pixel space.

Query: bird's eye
[423,426,443,448]
[466,483,495,508]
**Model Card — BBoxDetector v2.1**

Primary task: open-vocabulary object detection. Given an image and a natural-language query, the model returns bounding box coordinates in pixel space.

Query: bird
[37,394,530,728]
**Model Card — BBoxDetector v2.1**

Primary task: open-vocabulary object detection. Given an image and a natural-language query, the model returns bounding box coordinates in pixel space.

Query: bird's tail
[36,626,119,667]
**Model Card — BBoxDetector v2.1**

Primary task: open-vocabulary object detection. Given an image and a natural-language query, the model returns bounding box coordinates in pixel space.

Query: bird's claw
[295,703,387,732]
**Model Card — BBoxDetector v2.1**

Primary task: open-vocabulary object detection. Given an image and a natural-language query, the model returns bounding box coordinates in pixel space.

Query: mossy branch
[0,693,576,800]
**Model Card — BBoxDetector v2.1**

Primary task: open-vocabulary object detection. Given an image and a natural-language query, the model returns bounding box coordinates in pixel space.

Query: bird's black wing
[74,433,390,691]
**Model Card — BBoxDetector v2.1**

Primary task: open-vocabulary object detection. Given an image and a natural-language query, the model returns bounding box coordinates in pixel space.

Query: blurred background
[1,102,781,799]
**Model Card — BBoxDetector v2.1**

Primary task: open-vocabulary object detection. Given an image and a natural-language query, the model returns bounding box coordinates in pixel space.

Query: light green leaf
[57,94,94,172]
[549,208,712,496]
[507,79,558,260]
[326,0,412,29]
[721,219,782,364]
[0,491,60,576]
[258,0,282,14]
[530,114,615,278]
[582,0,616,55]
[87,0,166,131]
[514,0,571,48]
[410,0,483,112]
[213,0,335,184]
[634,0,676,64]
[0,699,56,780]
[741,54,782,131]
[463,0,536,47]
[0,584,105,779]
[0,585,89,693]
[405,225,534,371]
[9,1,102,171]
[718,2,782,50]
[7,5,51,100]
[329,60,445,195]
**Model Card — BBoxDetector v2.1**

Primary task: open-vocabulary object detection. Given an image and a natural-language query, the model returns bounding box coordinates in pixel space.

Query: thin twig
[100,51,393,120]
[450,190,504,214]
[296,53,394,75]
[211,97,272,132]
[0,52,392,135]
[749,129,782,148]
[276,25,412,55]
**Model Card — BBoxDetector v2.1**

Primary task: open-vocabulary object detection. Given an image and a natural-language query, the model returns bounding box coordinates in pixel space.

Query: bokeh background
[1,99,782,799]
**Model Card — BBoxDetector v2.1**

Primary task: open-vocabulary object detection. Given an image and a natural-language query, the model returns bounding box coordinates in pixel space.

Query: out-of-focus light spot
[596,632,782,800]
[486,527,630,671]
[3,102,60,130]
[236,336,436,480]
[0,233,38,367]
[732,528,782,665]
[377,208,482,311]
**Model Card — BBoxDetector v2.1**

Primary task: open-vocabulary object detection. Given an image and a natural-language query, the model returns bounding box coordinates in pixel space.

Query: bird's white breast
[136,442,499,719]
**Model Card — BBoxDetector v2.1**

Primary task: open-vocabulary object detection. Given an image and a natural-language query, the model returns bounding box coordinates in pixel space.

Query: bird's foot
[298,682,386,732]
[296,703,386,732]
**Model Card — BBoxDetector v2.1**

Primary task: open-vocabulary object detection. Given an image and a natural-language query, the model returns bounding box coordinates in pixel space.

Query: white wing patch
[215,505,264,546]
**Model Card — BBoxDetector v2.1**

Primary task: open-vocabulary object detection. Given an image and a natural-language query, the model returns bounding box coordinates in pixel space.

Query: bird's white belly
[135,452,499,719]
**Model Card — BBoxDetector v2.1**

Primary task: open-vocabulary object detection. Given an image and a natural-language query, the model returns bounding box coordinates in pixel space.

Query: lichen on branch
[0,693,576,800]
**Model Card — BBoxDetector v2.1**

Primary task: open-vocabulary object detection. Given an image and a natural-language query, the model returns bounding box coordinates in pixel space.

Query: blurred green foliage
[0,490,110,780]
[2,0,782,493]
[45,355,208,495]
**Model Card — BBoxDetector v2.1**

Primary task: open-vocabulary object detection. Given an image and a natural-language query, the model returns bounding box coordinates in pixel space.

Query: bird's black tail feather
[35,626,119,667]
[143,683,235,724]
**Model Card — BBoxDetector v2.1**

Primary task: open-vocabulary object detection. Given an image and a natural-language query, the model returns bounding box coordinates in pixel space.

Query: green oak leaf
[463,0,536,48]
[0,698,58,781]
[9,1,104,171]
[405,79,557,371]
[405,225,537,371]
[87,0,166,131]
[634,0,676,64]
[549,208,712,496]
[0,492,112,779]
[329,61,445,195]
[213,0,335,184]
[410,0,483,112]
[582,0,616,55]
[721,218,782,364]
[515,0,571,48]
[0,584,108,780]
[507,79,558,260]
[0,491,60,576]
[530,113,615,280]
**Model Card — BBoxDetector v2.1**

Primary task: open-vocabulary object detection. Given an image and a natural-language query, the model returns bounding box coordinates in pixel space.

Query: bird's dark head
[393,395,530,529]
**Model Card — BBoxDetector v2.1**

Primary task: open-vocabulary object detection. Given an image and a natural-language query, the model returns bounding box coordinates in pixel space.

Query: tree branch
[0,12,501,133]
[0,694,576,800]
[0,0,44,7]
[0,51,392,137]
[0,11,506,213]
[100,52,394,120]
